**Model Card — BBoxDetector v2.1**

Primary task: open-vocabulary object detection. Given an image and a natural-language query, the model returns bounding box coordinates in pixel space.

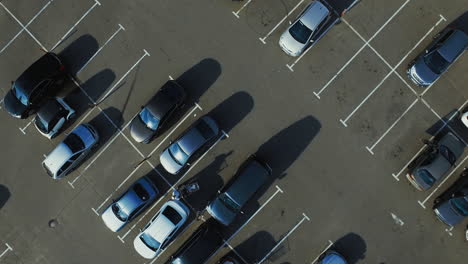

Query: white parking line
[0,99,3,109]
[232,0,254,18]
[0,2,47,51]
[313,0,411,98]
[51,0,101,51]
[119,131,229,241]
[339,15,445,127]
[445,226,454,236]
[0,243,13,259]
[365,98,419,155]
[310,240,334,264]
[418,154,468,209]
[257,213,311,264]
[0,0,52,55]
[77,23,125,74]
[91,161,145,215]
[390,212,405,226]
[19,117,36,135]
[97,49,150,104]
[258,0,305,44]
[205,185,284,264]
[147,103,202,158]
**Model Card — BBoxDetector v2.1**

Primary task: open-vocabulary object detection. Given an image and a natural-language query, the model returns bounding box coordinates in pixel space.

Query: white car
[134,200,190,259]
[34,98,75,138]
[462,111,468,128]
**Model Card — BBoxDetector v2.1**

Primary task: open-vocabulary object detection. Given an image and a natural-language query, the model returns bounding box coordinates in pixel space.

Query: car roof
[15,53,61,95]
[439,132,465,158]
[438,30,468,62]
[300,1,330,30]
[225,159,270,207]
[36,99,64,125]
[178,117,218,155]
[146,214,177,243]
[146,81,184,119]
[117,187,145,216]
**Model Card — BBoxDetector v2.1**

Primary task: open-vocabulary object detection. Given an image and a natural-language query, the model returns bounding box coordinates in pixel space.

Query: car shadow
[58,69,116,133]
[326,0,361,15]
[447,11,468,33]
[0,185,10,210]
[230,230,279,263]
[425,109,467,144]
[58,34,99,77]
[332,233,367,264]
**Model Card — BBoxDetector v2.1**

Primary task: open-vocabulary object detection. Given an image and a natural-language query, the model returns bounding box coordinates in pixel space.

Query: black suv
[3,52,66,119]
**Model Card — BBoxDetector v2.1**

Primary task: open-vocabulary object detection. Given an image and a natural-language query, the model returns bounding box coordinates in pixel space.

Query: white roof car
[34,98,75,139]
[133,200,190,259]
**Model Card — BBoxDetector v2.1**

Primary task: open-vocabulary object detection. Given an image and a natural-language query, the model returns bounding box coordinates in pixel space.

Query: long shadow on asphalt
[231,230,278,263]
[58,34,99,77]
[333,232,367,264]
[0,185,10,210]
[425,109,468,144]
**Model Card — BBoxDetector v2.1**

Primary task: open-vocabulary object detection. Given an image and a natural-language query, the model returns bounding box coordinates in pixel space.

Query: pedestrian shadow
[58,34,99,76]
[0,185,10,210]
[332,233,367,264]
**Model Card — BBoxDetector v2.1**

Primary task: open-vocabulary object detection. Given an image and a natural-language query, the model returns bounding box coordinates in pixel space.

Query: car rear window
[163,206,182,225]
[63,133,85,153]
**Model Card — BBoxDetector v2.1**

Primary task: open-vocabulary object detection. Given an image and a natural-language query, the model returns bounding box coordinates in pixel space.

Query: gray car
[407,28,467,87]
[101,176,159,232]
[207,155,271,226]
[279,0,333,57]
[160,116,219,175]
[42,123,99,179]
[406,132,465,191]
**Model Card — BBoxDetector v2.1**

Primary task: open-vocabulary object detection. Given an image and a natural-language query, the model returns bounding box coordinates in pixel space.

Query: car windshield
[439,145,456,164]
[35,117,50,133]
[168,143,189,166]
[219,193,241,212]
[417,169,436,186]
[139,108,160,130]
[289,20,312,44]
[450,197,468,216]
[63,133,85,153]
[13,83,28,106]
[112,203,128,222]
[140,233,160,251]
[424,51,450,74]
[162,206,182,225]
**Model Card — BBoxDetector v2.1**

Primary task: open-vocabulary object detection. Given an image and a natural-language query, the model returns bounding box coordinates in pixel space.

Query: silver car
[160,116,219,174]
[101,176,159,232]
[133,200,190,259]
[34,98,76,139]
[42,123,99,179]
[279,0,332,57]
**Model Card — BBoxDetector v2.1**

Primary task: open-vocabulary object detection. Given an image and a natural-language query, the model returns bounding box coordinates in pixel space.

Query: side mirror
[186,162,191,166]
[140,105,144,109]
[240,210,245,215]
[425,49,429,54]
[288,21,292,25]
[217,190,221,194]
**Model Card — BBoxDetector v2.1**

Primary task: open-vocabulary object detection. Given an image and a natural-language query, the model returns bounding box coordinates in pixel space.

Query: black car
[433,168,468,227]
[3,52,67,119]
[207,155,272,226]
[407,28,467,87]
[166,220,224,264]
[34,98,75,139]
[217,255,242,264]
[130,80,186,143]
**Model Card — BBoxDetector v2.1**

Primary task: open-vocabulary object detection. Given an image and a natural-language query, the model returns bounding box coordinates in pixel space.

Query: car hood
[410,57,438,85]
[3,90,27,118]
[133,235,157,259]
[279,30,305,56]
[160,148,183,174]
[207,197,237,226]
[130,116,154,143]
[101,206,125,232]
[434,200,464,227]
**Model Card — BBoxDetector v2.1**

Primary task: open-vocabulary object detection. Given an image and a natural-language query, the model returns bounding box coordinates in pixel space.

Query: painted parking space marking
[51,0,102,51]
[258,0,305,44]
[0,243,13,259]
[0,0,52,55]
[257,213,311,264]
[310,240,334,264]
[390,212,405,226]
[418,154,468,209]
[19,117,36,135]
[445,226,454,236]
[232,0,254,18]
[77,23,125,74]
[313,0,411,98]
[97,49,150,104]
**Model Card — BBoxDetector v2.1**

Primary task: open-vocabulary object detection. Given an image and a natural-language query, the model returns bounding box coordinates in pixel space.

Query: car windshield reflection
[139,108,160,131]
[13,84,28,106]
[289,20,312,44]
[168,143,189,166]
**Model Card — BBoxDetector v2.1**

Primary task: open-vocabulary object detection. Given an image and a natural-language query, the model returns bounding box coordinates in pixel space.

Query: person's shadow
[332,233,367,264]
[0,185,10,210]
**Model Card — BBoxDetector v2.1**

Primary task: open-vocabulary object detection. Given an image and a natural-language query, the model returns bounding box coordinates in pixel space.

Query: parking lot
[0,0,467,263]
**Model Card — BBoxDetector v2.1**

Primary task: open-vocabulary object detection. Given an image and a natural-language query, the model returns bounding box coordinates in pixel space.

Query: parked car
[101,176,159,232]
[160,116,219,174]
[462,111,468,128]
[217,255,241,264]
[3,52,67,119]
[278,0,338,57]
[407,28,467,87]
[130,80,186,143]
[207,155,271,226]
[433,168,468,227]
[42,123,99,179]
[318,250,348,264]
[134,200,190,259]
[166,220,224,264]
[406,132,465,191]
[34,98,75,139]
